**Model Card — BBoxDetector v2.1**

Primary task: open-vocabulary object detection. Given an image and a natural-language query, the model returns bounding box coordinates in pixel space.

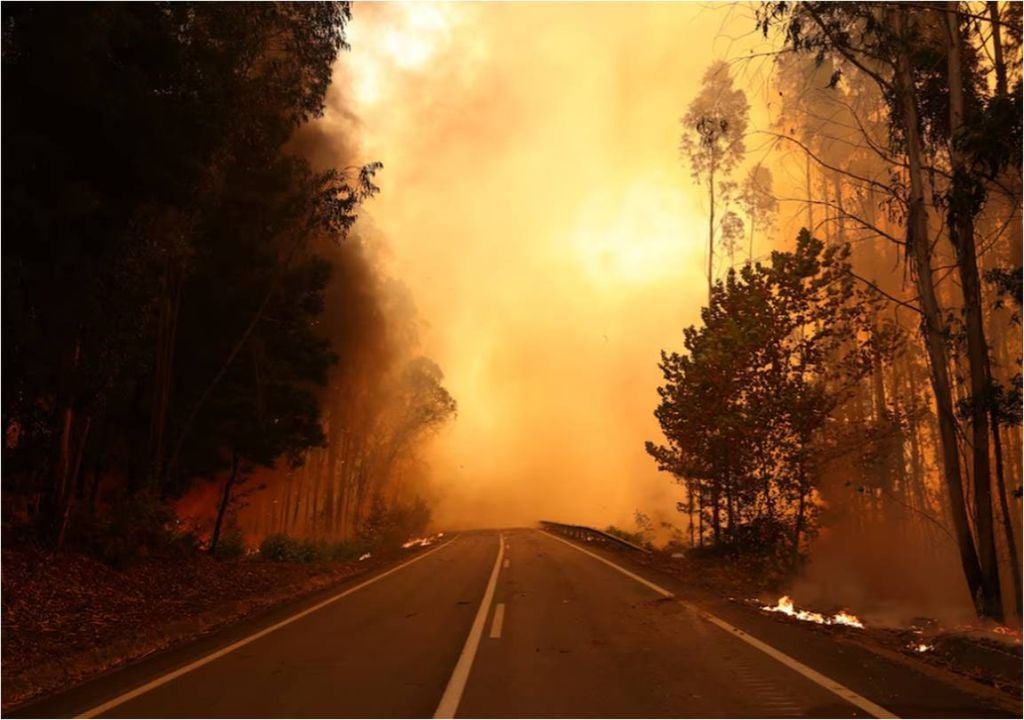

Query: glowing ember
[399,536,432,548]
[908,642,934,653]
[359,552,372,561]
[992,626,1022,642]
[401,533,444,549]
[761,596,864,629]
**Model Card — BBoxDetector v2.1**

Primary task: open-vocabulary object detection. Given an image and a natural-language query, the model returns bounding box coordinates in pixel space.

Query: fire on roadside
[760,595,865,629]
[401,532,445,549]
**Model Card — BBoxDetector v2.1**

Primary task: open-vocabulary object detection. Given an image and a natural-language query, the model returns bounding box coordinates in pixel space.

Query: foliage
[212,528,247,561]
[259,533,369,563]
[647,230,878,557]
[0,1,442,558]
[679,61,750,183]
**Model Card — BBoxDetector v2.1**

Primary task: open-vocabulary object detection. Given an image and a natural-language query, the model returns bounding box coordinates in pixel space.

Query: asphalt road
[12,528,1020,718]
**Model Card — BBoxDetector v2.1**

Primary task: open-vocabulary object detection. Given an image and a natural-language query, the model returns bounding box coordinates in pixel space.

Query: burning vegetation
[760,596,865,629]
[647,2,1022,628]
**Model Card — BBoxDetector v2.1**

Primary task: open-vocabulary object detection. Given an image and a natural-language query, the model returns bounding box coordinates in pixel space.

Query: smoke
[298,2,786,533]
[180,3,1009,626]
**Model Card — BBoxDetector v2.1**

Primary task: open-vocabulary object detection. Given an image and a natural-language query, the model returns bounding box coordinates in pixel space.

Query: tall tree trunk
[895,7,991,618]
[147,259,183,490]
[992,417,1022,616]
[708,167,716,303]
[988,1,1008,96]
[945,2,1003,620]
[210,449,240,555]
[56,415,92,549]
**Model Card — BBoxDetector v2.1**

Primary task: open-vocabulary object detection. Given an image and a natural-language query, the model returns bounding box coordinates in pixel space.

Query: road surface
[11,529,1020,718]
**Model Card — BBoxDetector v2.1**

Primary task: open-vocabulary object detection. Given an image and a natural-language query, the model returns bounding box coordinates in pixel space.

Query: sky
[312,2,775,532]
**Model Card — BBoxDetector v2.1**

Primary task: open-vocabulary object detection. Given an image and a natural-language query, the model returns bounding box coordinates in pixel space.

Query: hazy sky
[316,2,774,531]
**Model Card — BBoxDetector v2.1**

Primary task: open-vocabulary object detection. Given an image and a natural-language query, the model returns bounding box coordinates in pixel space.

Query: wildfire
[761,596,865,629]
[992,626,1022,642]
[401,533,443,549]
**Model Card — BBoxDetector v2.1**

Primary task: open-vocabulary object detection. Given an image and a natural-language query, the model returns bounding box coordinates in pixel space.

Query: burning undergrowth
[759,594,864,628]
[750,593,1022,700]
[401,532,445,549]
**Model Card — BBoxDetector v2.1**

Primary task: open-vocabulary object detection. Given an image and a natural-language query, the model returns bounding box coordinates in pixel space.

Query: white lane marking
[539,529,897,719]
[690,606,897,718]
[503,558,510,569]
[540,529,674,599]
[489,603,506,639]
[77,538,460,719]
[434,533,505,718]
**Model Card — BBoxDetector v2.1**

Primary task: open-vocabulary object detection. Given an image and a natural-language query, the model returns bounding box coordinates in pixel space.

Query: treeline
[2,3,453,558]
[650,2,1022,622]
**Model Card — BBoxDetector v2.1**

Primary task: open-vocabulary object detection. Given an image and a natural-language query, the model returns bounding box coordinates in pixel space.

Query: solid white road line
[539,529,898,720]
[541,529,674,599]
[434,532,505,718]
[689,605,897,718]
[77,537,460,719]
[489,603,506,639]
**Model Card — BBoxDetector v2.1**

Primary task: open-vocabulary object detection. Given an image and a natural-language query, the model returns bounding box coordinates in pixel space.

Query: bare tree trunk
[992,418,1022,616]
[708,168,716,303]
[147,259,183,490]
[945,2,1003,620]
[56,415,92,549]
[210,449,239,555]
[988,1,1008,97]
[895,7,990,617]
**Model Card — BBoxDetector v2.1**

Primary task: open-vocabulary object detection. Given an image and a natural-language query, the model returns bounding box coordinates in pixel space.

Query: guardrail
[539,520,651,554]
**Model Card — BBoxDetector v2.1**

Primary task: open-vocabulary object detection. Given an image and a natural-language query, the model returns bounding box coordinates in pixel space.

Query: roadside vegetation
[2,3,454,564]
[650,2,1022,625]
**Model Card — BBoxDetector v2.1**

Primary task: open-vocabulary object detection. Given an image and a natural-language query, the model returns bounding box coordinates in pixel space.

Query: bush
[327,541,368,562]
[259,534,367,563]
[213,528,246,560]
[260,533,302,562]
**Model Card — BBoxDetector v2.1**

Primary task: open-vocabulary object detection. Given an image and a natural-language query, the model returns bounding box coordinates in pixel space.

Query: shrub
[259,534,366,563]
[213,528,246,560]
[260,533,302,562]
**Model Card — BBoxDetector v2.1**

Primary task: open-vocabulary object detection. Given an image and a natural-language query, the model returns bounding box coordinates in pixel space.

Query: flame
[992,626,1022,642]
[908,642,934,653]
[761,595,865,629]
[401,532,444,549]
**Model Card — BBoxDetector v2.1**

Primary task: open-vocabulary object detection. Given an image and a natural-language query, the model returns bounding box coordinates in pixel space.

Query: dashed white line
[489,603,506,639]
[539,529,897,719]
[434,533,505,718]
[503,558,510,569]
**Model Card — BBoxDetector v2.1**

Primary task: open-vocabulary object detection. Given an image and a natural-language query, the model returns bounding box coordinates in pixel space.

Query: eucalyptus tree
[680,61,750,301]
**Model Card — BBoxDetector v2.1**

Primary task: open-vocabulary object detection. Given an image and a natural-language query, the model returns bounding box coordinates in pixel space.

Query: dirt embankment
[1,546,379,711]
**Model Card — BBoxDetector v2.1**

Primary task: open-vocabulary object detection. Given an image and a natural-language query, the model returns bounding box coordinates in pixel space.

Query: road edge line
[434,533,504,718]
[541,529,897,719]
[689,605,897,718]
[541,529,674,598]
[77,537,459,719]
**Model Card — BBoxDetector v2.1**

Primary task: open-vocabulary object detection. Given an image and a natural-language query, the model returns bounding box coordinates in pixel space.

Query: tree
[680,61,750,302]
[739,164,778,263]
[0,2,390,556]
[648,230,877,558]
[757,0,1020,620]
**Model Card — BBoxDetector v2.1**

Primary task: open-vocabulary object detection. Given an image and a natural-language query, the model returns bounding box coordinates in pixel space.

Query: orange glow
[304,2,773,532]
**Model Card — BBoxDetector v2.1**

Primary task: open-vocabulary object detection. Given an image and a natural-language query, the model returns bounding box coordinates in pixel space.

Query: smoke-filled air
[2,2,1022,717]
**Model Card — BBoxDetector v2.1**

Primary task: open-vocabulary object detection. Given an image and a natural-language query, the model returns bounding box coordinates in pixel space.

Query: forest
[648,1,1022,623]
[2,2,455,563]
